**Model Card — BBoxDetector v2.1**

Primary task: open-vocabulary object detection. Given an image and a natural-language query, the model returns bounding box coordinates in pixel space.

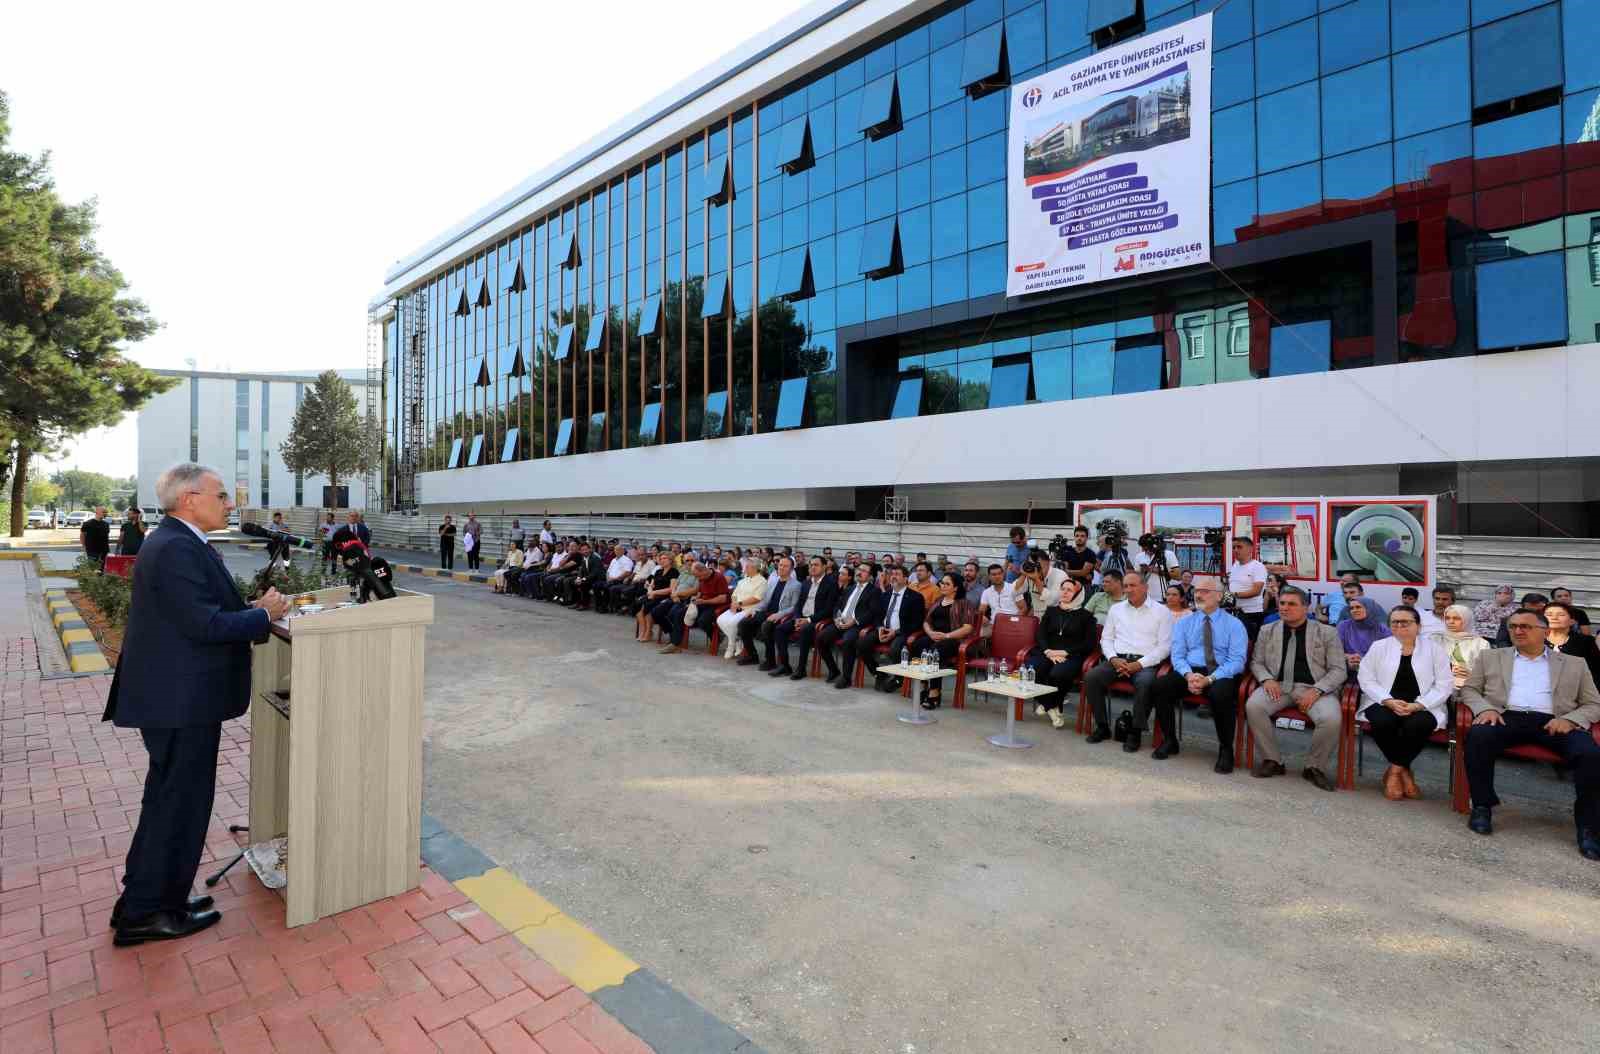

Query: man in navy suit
[818,562,883,688]
[771,556,841,680]
[104,464,289,947]
[858,563,927,692]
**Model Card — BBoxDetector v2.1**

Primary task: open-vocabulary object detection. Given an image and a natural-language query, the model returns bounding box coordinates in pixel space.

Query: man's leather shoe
[822,667,840,683]
[768,666,791,678]
[736,656,758,667]
[110,895,212,929]
[113,907,221,948]
[1122,730,1142,753]
[1151,740,1179,760]
[1578,829,1600,861]
[788,669,806,681]
[833,677,852,690]
[1468,805,1493,835]
[1302,767,1336,792]
[1085,726,1112,744]
[1214,748,1234,775]
[758,660,775,672]
[1251,758,1285,778]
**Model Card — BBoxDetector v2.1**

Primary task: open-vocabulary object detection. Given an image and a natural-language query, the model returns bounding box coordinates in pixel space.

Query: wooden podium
[248,585,434,926]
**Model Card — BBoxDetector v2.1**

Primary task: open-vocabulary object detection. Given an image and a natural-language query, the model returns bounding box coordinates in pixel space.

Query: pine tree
[278,370,376,497]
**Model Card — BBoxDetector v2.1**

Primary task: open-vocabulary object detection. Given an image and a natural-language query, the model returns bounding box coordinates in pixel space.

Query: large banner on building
[1006,14,1213,297]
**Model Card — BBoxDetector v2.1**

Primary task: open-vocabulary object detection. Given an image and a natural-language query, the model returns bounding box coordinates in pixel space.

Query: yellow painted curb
[451,572,471,582]
[60,628,94,645]
[69,652,109,673]
[455,867,638,993]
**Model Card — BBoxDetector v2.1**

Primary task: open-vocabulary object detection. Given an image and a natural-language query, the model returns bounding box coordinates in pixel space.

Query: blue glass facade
[384,0,1600,503]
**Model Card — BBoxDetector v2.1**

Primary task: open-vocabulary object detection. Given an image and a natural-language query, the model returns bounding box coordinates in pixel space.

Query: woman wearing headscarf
[1439,604,1490,689]
[1338,597,1390,672]
[1025,579,1099,729]
[1472,585,1517,639]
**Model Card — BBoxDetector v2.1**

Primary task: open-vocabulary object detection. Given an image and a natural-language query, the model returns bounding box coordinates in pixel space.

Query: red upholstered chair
[1243,682,1359,789]
[951,608,986,708]
[807,619,835,678]
[1347,691,1453,798]
[682,600,731,654]
[1449,702,1600,813]
[961,614,1039,721]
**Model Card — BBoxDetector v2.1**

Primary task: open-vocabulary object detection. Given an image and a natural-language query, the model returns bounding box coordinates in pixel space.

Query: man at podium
[103,463,289,947]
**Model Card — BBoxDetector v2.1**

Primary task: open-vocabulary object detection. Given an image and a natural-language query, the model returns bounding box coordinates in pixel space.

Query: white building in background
[136,369,374,511]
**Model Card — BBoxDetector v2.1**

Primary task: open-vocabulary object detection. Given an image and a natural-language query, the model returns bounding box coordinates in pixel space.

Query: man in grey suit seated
[1244,586,1349,790]
[1462,607,1600,859]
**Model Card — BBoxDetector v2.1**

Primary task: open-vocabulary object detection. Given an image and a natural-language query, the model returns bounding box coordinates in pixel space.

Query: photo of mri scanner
[1330,502,1427,583]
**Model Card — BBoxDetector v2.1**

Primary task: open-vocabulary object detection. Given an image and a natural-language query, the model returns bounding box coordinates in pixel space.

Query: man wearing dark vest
[103,463,289,946]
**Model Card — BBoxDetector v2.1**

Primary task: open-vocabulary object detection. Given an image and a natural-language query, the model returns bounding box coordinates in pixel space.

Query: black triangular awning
[474,278,492,309]
[503,260,527,293]
[453,286,471,317]
[508,346,527,377]
[473,359,491,387]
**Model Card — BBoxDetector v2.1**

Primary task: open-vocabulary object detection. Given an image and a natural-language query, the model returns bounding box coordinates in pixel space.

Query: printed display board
[1071,496,1437,614]
[1007,13,1213,296]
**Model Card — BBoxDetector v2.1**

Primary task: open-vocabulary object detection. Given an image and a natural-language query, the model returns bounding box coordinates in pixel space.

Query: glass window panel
[501,428,520,463]
[1071,340,1113,397]
[988,358,1030,406]
[899,114,931,166]
[582,314,606,353]
[899,158,931,207]
[638,402,661,445]
[1474,104,1561,181]
[1047,0,1089,59]
[837,182,866,229]
[1087,0,1136,31]
[932,256,967,304]
[702,272,729,319]
[446,437,463,468]
[931,40,965,108]
[956,360,992,411]
[553,322,575,360]
[1259,162,1321,218]
[1007,5,1046,74]
[900,204,932,266]
[899,57,930,118]
[1569,0,1600,93]
[1319,0,1386,74]
[890,375,923,418]
[961,23,1007,92]
[968,131,1005,185]
[1214,178,1257,246]
[931,195,967,259]
[860,73,899,134]
[1256,83,1319,172]
[968,88,1006,139]
[967,0,1004,31]
[1393,122,1472,188]
[553,418,573,456]
[1255,0,1315,33]
[1393,33,1471,138]
[866,172,897,220]
[1321,59,1391,155]
[968,244,1007,296]
[782,205,807,249]
[1472,0,1544,23]
[1112,343,1163,394]
[1471,5,1561,108]
[638,294,662,337]
[1256,19,1318,95]
[1566,88,1600,171]
[1476,252,1568,349]
[867,272,897,319]
[897,22,930,64]
[931,99,965,154]
[775,376,808,428]
[701,154,732,203]
[900,262,932,312]
[466,434,484,467]
[931,8,965,49]
[932,146,967,200]
[1214,42,1254,109]
[585,413,606,453]
[1213,102,1257,184]
[1325,143,1394,203]
[967,181,1006,249]
[1031,347,1071,401]
[1567,245,1600,344]
[859,217,901,275]
[1268,320,1331,375]
[775,246,813,299]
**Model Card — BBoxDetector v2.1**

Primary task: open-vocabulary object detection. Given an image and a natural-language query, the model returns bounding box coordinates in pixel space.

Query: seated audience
[1547,601,1600,690]
[918,573,975,707]
[1439,604,1490,690]
[1163,584,1189,617]
[613,547,659,615]
[978,563,1018,637]
[1462,607,1600,859]
[858,565,927,693]
[1493,593,1548,648]
[1151,575,1247,770]
[593,544,635,613]
[493,544,523,594]
[717,558,770,660]
[909,561,940,608]
[1400,587,1444,639]
[1551,587,1592,635]
[1085,569,1123,625]
[962,561,985,608]
[1243,586,1348,790]
[1081,570,1174,753]
[818,562,882,688]
[1335,580,1385,624]
[740,557,800,668]
[772,557,839,680]
[1356,605,1453,801]
[559,543,604,607]
[651,563,701,647]
[635,559,678,642]
[1338,597,1390,672]
[1473,585,1517,638]
[1026,579,1098,729]
[531,541,577,600]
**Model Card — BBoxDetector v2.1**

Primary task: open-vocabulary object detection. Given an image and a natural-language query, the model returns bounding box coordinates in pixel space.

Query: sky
[4,0,814,480]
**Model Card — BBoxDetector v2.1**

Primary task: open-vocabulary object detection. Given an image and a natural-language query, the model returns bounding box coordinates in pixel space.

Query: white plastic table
[875,663,956,725]
[967,678,1058,749]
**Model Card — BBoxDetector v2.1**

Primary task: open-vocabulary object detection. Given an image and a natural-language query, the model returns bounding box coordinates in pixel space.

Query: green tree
[0,91,172,535]
[278,370,376,499]
[50,468,116,509]
[23,475,60,508]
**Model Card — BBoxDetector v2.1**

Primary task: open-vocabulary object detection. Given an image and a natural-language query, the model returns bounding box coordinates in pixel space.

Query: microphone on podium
[331,526,396,602]
[241,521,319,551]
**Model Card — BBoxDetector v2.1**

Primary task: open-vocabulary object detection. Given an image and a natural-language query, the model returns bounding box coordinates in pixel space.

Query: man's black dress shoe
[1302,767,1336,792]
[1122,730,1142,754]
[1468,805,1493,835]
[113,907,221,947]
[788,669,807,681]
[1578,828,1600,860]
[1085,726,1112,744]
[110,895,213,929]
[768,666,792,678]
[1214,748,1235,775]
[758,660,776,672]
[833,677,851,690]
[736,656,758,666]
[1151,740,1179,760]
[1251,758,1285,778]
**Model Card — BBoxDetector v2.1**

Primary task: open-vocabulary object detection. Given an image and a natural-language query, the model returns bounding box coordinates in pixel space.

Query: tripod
[205,824,250,888]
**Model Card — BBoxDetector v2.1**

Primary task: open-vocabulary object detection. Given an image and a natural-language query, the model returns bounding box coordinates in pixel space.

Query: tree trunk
[8,446,30,538]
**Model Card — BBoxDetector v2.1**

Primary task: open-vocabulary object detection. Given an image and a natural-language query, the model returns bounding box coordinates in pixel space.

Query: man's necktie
[1202,615,1217,669]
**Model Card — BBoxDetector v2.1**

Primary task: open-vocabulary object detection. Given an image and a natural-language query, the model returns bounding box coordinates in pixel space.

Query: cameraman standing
[1134,532,1180,599]
[1228,536,1269,641]
[1057,526,1098,596]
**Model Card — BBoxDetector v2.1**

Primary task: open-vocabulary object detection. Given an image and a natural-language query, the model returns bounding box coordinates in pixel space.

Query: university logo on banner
[1005,13,1214,297]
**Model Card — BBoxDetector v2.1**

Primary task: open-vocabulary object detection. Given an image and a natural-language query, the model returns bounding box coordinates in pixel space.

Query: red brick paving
[0,621,654,1053]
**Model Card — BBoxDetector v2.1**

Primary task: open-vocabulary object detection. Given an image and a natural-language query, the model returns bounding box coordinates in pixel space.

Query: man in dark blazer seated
[857,564,926,693]
[818,561,882,688]
[739,556,801,669]
[771,556,841,680]
[104,463,289,946]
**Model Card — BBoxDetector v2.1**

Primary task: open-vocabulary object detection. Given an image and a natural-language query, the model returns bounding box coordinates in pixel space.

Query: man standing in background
[81,505,111,568]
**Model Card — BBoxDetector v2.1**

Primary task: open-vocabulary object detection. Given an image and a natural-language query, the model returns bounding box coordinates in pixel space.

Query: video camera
[241,521,318,554]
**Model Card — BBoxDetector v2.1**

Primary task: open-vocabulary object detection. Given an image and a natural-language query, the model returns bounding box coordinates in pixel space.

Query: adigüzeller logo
[1021,87,1042,108]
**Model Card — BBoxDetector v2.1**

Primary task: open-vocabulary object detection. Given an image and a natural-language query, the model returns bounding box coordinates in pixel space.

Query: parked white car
[64,511,90,528]
[26,508,50,528]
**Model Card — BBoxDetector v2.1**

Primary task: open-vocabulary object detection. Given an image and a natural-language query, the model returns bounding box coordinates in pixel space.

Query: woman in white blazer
[1357,604,1453,801]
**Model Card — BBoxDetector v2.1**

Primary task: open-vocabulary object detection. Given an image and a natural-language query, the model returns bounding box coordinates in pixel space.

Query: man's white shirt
[1102,597,1175,668]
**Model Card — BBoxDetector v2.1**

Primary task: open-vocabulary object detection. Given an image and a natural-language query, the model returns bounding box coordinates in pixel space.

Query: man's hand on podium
[254,588,290,621]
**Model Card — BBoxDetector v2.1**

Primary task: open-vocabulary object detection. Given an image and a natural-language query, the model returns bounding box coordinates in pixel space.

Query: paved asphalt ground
[40,541,1600,1052]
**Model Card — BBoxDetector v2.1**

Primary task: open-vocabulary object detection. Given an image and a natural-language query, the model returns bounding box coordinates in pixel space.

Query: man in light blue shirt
[1151,575,1249,773]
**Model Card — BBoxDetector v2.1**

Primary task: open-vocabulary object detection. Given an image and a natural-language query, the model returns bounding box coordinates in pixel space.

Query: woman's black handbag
[1113,709,1134,742]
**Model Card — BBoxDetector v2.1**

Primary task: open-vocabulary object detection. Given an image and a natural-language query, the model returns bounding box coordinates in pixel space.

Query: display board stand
[248,586,434,927]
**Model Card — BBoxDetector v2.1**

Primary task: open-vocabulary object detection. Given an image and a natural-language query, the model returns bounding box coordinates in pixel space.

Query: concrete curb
[42,587,110,674]
[420,810,764,1054]
[390,562,493,585]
